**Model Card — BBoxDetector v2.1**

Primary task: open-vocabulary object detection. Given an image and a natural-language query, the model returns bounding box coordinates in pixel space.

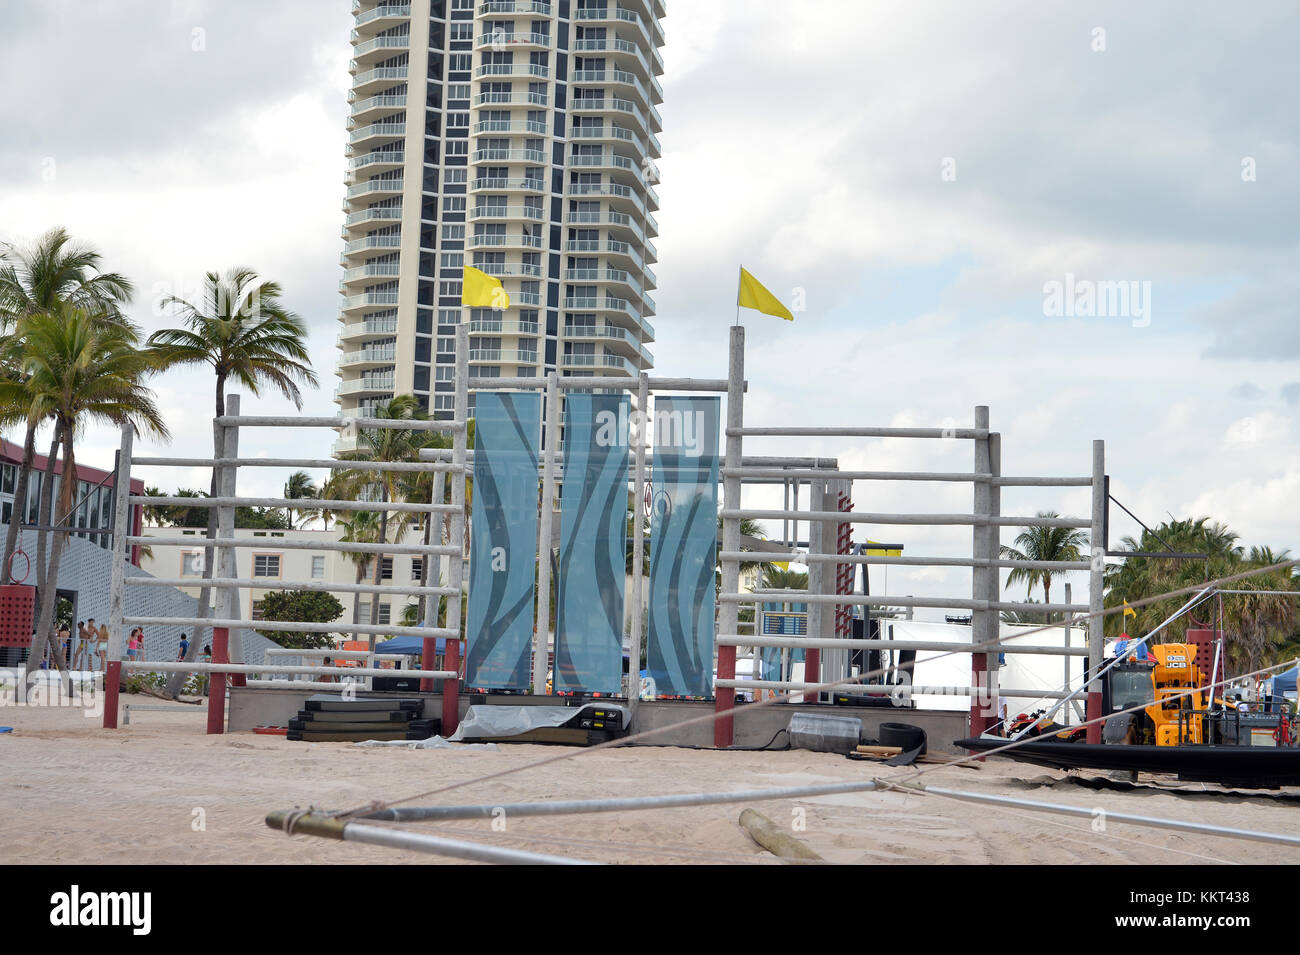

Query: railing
[471,148,548,164]
[351,65,408,88]
[348,150,405,171]
[474,91,549,107]
[354,4,411,28]
[469,205,545,220]
[349,122,405,144]
[346,178,403,198]
[473,119,549,136]
[474,31,551,48]
[711,326,1108,746]
[474,63,551,80]
[105,329,471,734]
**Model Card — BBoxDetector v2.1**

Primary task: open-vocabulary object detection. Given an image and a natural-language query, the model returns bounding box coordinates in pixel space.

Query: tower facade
[338,0,665,436]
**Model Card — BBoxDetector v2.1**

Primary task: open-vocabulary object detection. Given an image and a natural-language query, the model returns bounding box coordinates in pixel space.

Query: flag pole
[735,265,742,327]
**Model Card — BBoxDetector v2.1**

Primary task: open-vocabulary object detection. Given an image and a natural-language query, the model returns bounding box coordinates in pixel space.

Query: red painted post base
[802,648,820,704]
[102,660,122,729]
[441,639,461,737]
[969,655,992,737]
[420,636,436,692]
[1086,691,1103,744]
[714,644,737,748]
[208,627,229,735]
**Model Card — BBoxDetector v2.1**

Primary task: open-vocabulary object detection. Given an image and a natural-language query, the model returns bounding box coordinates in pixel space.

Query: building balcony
[339,317,400,341]
[342,234,402,255]
[470,177,546,193]
[346,177,403,200]
[565,209,647,244]
[349,93,407,125]
[477,0,552,14]
[568,179,658,219]
[468,233,545,250]
[473,119,549,136]
[570,68,657,112]
[560,353,635,374]
[469,205,545,221]
[341,291,400,312]
[354,4,411,30]
[339,345,397,368]
[348,121,405,146]
[471,261,544,279]
[469,318,541,336]
[337,375,396,396]
[340,262,401,285]
[475,90,549,108]
[569,95,660,136]
[470,348,539,364]
[473,63,550,80]
[345,206,403,228]
[471,147,547,165]
[474,31,551,49]
[351,65,409,96]
[350,34,410,71]
[564,266,646,300]
[347,150,405,176]
[563,323,652,363]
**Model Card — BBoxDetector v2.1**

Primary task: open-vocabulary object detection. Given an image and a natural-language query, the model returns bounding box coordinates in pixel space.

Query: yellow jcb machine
[1102,643,1207,746]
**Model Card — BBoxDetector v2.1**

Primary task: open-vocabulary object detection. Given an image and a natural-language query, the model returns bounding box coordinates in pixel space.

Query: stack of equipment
[286,694,439,742]
[473,704,628,746]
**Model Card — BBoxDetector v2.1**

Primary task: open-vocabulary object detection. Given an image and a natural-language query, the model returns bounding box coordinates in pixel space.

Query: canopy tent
[1270,666,1297,696]
[375,636,448,656]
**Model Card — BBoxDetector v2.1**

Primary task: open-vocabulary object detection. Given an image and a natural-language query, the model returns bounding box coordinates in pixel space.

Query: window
[440,251,464,268]
[181,551,204,577]
[449,54,472,72]
[443,195,466,212]
[357,601,392,624]
[437,336,457,354]
[251,600,265,621]
[381,556,394,580]
[445,167,467,184]
[311,555,326,579]
[441,224,465,241]
[435,365,455,381]
[252,554,281,578]
[450,22,472,41]
[411,557,424,580]
[447,83,470,100]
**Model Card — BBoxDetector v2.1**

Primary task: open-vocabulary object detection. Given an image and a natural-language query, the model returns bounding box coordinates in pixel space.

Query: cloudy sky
[2,0,1297,616]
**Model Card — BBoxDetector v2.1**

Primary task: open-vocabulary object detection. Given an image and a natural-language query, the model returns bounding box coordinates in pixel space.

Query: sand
[2,697,1297,865]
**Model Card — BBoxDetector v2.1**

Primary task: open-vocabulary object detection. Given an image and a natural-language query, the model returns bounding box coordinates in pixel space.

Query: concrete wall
[226,685,969,753]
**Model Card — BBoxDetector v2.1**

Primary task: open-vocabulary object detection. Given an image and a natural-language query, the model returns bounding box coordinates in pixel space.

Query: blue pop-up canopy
[375,636,447,655]
[1272,666,1297,695]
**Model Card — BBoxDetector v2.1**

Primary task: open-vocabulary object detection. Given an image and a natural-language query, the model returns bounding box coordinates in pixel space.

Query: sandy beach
[2,699,1296,865]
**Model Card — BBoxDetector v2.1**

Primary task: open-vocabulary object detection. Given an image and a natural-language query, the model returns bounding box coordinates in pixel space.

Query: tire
[878,721,927,755]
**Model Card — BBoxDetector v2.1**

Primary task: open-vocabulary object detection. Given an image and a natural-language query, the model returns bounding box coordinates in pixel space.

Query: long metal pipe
[361,780,887,822]
[132,456,465,473]
[467,376,736,392]
[122,661,456,679]
[123,615,455,639]
[215,415,463,432]
[129,536,457,556]
[132,495,457,515]
[265,814,598,864]
[921,785,1300,848]
[724,509,1090,529]
[715,634,1089,656]
[717,551,1092,571]
[125,576,456,597]
[729,426,988,439]
[713,679,1072,699]
[719,592,1088,614]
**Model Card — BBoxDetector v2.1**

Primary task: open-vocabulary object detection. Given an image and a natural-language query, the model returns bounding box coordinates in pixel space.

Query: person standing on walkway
[176,632,190,663]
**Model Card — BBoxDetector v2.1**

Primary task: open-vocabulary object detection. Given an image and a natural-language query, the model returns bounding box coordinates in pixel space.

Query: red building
[0,437,145,568]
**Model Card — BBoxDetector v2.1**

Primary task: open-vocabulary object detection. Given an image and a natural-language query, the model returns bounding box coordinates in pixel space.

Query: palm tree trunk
[33,428,61,600]
[27,423,71,684]
[1,420,38,584]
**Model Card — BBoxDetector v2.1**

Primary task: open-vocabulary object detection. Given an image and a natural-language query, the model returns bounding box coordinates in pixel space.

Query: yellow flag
[864,539,902,557]
[737,266,793,321]
[462,266,510,309]
[1123,601,1136,619]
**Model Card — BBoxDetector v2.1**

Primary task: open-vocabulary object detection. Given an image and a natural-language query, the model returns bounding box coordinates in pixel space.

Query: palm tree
[0,228,134,583]
[337,395,427,644]
[147,267,317,697]
[283,471,319,528]
[17,306,168,674]
[1000,512,1089,617]
[337,510,382,644]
